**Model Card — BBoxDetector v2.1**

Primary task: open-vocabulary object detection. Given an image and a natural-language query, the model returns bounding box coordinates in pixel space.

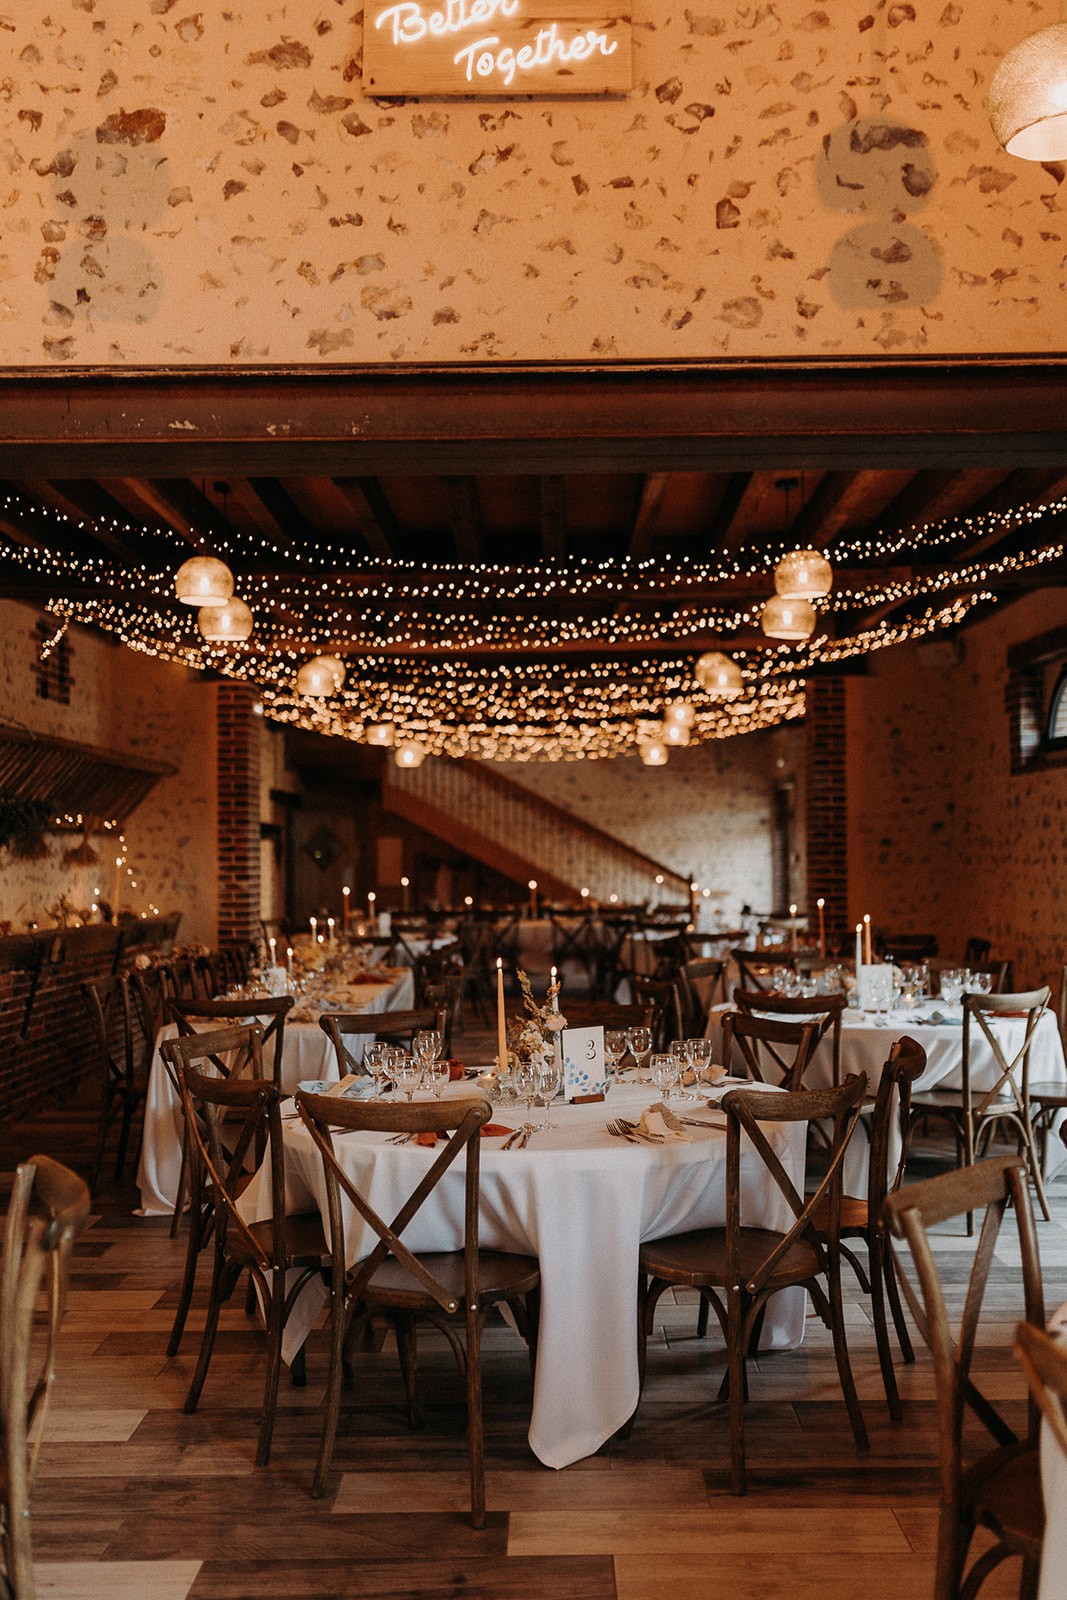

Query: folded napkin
[639,1106,692,1142]
[445,1059,467,1081]
[295,1074,375,1100]
[927,1011,963,1027]
[413,1123,515,1147]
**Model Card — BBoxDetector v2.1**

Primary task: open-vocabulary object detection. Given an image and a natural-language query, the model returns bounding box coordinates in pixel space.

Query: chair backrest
[863,1035,927,1214]
[1,1155,90,1600]
[733,989,846,1085]
[177,1058,289,1275]
[418,978,461,1057]
[1014,1321,1067,1458]
[730,948,797,993]
[961,986,1051,1118]
[882,932,939,962]
[720,1009,823,1090]
[1058,961,1067,1044]
[885,1157,1045,1598]
[128,965,169,1066]
[166,996,293,1089]
[318,1006,446,1077]
[678,957,726,1035]
[160,1020,269,1094]
[720,1074,867,1293]
[631,975,683,1049]
[557,1000,654,1031]
[81,975,136,1089]
[296,1090,492,1316]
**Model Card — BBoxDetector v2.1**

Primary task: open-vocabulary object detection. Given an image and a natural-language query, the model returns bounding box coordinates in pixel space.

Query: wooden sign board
[364,0,633,97]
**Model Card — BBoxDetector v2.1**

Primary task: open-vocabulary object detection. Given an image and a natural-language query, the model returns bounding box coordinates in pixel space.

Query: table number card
[561,1025,606,1100]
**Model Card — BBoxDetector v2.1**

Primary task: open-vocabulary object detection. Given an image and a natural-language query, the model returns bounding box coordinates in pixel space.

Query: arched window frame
[1046,662,1067,751]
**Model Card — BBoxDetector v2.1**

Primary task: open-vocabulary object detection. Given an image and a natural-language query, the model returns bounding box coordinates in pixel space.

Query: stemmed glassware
[650,1051,680,1107]
[685,1036,714,1091]
[534,1053,562,1131]
[514,1058,540,1141]
[605,1029,628,1084]
[414,1028,446,1097]
[669,1038,695,1101]
[627,1026,653,1081]
[364,1040,390,1100]
[393,1047,421,1102]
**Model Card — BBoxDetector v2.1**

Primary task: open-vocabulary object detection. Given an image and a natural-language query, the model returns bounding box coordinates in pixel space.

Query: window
[1007,626,1067,772]
[1046,664,1067,750]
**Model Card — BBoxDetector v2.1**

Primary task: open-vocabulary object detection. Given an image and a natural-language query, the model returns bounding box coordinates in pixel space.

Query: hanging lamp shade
[394,739,427,769]
[774,548,833,600]
[664,698,695,727]
[638,738,669,767]
[989,22,1067,161]
[174,555,234,607]
[295,654,346,696]
[365,722,395,747]
[197,596,254,642]
[761,595,817,642]
[694,650,744,697]
[663,720,691,747]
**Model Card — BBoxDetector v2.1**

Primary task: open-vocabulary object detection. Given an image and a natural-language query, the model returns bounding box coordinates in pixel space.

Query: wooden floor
[4,1037,1065,1600]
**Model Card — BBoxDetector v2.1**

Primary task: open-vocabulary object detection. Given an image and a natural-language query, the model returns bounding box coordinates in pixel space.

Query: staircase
[382,760,689,904]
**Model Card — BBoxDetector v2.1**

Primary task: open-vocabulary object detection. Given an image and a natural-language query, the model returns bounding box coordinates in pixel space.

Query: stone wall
[498,720,807,923]
[1,0,1062,366]
[0,600,218,946]
[847,586,1067,992]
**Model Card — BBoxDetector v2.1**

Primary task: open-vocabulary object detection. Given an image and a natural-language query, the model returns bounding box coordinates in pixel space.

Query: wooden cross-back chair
[166,995,293,1090]
[910,987,1052,1227]
[732,989,846,1085]
[730,948,797,993]
[631,975,683,1050]
[547,911,596,990]
[1,1154,90,1600]
[885,1157,1046,1600]
[177,1059,328,1468]
[813,1036,927,1420]
[554,1000,654,1032]
[295,1090,540,1524]
[318,1006,446,1078]
[1014,1320,1067,1457]
[160,1022,274,1356]
[80,973,146,1193]
[678,957,727,1037]
[720,1008,823,1091]
[637,1074,869,1495]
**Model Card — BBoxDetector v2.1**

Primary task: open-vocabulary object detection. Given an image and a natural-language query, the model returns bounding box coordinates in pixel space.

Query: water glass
[364,1040,390,1100]
[670,1038,695,1101]
[650,1051,679,1105]
[393,1047,421,1102]
[939,968,965,1004]
[534,1053,562,1130]
[685,1037,714,1088]
[605,1029,628,1079]
[627,1027,653,1079]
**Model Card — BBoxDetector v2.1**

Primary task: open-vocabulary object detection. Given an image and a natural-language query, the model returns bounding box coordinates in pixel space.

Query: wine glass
[364,1040,390,1101]
[534,1052,562,1131]
[670,1038,695,1101]
[414,1028,446,1097]
[969,970,993,996]
[605,1029,628,1082]
[686,1036,714,1090]
[393,1047,421,1103]
[514,1058,539,1140]
[627,1026,653,1080]
[650,1051,679,1107]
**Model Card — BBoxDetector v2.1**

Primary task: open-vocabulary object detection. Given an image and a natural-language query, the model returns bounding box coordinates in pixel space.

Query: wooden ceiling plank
[142,477,234,549]
[707,472,754,553]
[14,479,147,564]
[539,475,567,560]
[332,477,398,561]
[627,473,669,561]
[97,479,198,551]
[786,470,869,551]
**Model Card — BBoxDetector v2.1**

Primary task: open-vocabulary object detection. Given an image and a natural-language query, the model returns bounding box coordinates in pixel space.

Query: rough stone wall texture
[0,600,218,944]
[0,0,1062,365]
[847,586,1067,994]
[498,719,807,922]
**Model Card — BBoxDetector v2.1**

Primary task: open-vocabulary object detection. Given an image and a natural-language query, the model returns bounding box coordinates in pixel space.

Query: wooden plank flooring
[3,1048,1066,1600]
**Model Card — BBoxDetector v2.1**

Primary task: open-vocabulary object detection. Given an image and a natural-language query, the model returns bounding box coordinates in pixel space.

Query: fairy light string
[0,483,1061,759]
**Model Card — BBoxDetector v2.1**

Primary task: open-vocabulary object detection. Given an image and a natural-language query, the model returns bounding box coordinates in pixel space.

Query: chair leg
[883,1238,915,1365]
[726,1287,748,1496]
[867,1234,903,1421]
[396,1313,421,1428]
[169,1136,191,1239]
[696,1296,709,1338]
[466,1303,486,1529]
[89,1082,114,1195]
[183,1250,232,1414]
[167,1197,207,1358]
[113,1093,134,1181]
[825,1262,869,1454]
[255,1270,285,1467]
[312,1285,350,1498]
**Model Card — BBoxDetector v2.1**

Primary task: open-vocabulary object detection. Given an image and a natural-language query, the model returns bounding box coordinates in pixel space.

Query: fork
[606,1120,639,1143]
[615,1117,664,1143]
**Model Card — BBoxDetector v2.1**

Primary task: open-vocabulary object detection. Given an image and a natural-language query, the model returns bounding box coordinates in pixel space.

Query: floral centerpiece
[515,968,567,1060]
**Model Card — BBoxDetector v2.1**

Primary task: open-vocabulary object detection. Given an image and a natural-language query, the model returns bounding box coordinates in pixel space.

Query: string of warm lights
[1,482,1060,760]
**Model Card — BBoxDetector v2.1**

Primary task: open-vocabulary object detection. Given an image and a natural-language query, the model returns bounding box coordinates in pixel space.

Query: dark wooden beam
[538,475,567,560]
[98,479,200,549]
[708,473,754,552]
[332,477,398,560]
[627,473,669,560]
[0,362,1065,476]
[786,470,870,551]
[14,479,148,563]
[443,476,482,562]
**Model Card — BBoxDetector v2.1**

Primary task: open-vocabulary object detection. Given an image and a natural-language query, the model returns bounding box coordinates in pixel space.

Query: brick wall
[216,682,261,948]
[805,675,848,954]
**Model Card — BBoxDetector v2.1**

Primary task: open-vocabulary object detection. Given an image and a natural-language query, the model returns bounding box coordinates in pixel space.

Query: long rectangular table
[238,1077,806,1470]
[135,967,415,1215]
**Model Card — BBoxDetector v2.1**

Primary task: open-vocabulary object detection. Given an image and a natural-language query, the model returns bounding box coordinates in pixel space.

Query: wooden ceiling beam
[332,477,398,561]
[1,363,1066,477]
[539,475,567,560]
[709,473,755,553]
[443,476,482,562]
[13,479,149,563]
[786,470,869,551]
[136,477,233,549]
[627,473,669,561]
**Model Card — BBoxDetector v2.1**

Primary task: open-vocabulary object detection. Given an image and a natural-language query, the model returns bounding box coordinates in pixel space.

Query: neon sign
[364,0,633,97]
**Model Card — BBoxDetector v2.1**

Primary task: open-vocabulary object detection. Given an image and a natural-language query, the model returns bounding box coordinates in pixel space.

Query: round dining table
[238,1076,807,1470]
[135,967,415,1216]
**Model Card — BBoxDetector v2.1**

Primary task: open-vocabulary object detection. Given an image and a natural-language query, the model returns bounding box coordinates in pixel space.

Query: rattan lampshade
[174,555,234,607]
[196,596,253,642]
[761,595,817,641]
[989,23,1067,160]
[774,548,833,600]
[295,654,346,696]
[694,650,744,697]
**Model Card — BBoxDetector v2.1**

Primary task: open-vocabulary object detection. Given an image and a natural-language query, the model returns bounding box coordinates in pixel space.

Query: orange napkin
[446,1060,466,1081]
[414,1124,514,1147]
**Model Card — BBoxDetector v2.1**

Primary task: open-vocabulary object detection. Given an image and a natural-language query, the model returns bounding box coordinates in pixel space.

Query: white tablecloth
[238,1078,806,1470]
[709,1002,1067,1189]
[136,969,415,1215]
